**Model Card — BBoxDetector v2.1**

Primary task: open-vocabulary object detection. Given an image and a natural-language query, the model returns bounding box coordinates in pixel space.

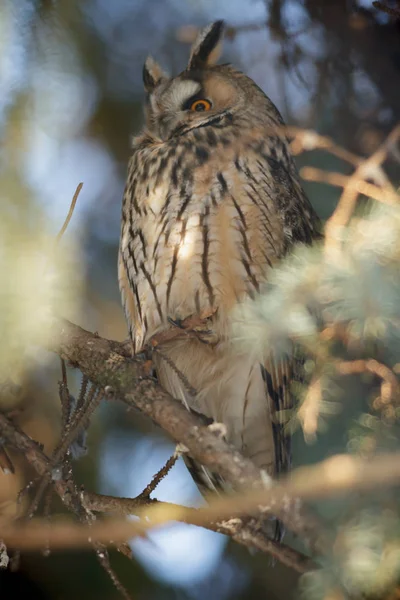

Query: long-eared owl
[119,21,320,533]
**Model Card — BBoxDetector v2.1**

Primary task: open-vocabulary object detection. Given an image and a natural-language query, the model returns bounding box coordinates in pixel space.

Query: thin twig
[0,412,315,571]
[39,317,324,549]
[55,385,103,461]
[138,454,179,499]
[262,125,361,165]
[95,543,132,600]
[2,451,400,550]
[300,167,399,205]
[323,125,400,257]
[336,359,399,417]
[297,375,322,442]
[55,182,83,243]
[25,385,104,519]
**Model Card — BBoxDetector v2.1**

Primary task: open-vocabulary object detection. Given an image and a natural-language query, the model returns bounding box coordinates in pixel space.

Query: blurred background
[0,0,399,598]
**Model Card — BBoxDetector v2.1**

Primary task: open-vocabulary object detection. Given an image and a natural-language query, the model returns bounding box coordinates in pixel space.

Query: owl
[119,21,320,538]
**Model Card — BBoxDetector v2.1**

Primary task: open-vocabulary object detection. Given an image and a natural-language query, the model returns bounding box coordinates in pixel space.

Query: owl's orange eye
[190,99,212,112]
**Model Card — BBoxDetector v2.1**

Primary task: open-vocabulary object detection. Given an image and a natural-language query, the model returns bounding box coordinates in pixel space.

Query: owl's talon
[167,317,185,329]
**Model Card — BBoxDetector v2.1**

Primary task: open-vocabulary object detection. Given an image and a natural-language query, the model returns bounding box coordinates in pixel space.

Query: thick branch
[82,492,315,572]
[44,317,322,547]
[0,512,314,573]
[5,411,400,570]
[0,413,313,572]
[3,417,400,570]
[48,318,262,486]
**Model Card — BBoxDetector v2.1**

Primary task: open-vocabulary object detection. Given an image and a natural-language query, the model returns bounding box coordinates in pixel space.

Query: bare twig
[55,385,103,461]
[38,317,323,549]
[300,167,399,205]
[0,413,132,595]
[0,410,314,571]
[2,452,400,550]
[336,359,399,418]
[94,543,131,600]
[323,125,400,256]
[284,127,361,165]
[55,182,83,243]
[81,491,313,572]
[138,454,179,499]
[22,383,104,522]
[297,375,322,442]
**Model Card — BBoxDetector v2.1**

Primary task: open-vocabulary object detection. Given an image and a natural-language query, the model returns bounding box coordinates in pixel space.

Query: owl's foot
[167,317,185,329]
[168,308,217,331]
[167,315,216,345]
[149,310,219,348]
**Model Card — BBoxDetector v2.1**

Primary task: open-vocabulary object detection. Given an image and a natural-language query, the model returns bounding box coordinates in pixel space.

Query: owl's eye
[190,99,212,112]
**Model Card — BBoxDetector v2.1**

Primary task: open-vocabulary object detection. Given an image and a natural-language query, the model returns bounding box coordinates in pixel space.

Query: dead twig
[55,182,83,243]
[0,410,314,572]
[323,125,400,257]
[300,167,399,205]
[138,454,179,499]
[336,359,399,417]
[38,317,323,550]
[2,452,400,552]
[297,375,322,443]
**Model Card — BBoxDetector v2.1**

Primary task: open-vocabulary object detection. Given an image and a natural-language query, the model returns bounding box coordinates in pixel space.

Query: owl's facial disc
[148,73,238,141]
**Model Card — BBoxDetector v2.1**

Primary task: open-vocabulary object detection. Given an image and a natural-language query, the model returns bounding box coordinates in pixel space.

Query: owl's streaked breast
[120,130,288,352]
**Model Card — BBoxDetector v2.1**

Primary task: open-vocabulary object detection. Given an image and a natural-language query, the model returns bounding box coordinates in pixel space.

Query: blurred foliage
[234,202,400,598]
[0,0,399,599]
[234,203,400,363]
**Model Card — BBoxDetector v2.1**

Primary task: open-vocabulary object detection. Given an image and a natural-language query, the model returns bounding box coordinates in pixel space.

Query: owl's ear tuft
[187,20,225,71]
[143,56,167,93]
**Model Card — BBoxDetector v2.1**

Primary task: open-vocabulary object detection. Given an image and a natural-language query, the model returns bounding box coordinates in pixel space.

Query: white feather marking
[167,80,201,109]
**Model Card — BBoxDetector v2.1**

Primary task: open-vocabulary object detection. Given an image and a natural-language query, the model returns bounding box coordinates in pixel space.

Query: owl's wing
[261,352,296,541]
[118,247,146,354]
[261,352,294,478]
[258,150,321,246]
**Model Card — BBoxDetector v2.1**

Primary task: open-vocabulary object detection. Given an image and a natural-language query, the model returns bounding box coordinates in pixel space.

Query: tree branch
[3,412,400,571]
[43,317,323,547]
[0,412,314,573]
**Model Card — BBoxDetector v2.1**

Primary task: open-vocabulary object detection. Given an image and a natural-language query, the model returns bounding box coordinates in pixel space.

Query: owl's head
[142,21,280,142]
